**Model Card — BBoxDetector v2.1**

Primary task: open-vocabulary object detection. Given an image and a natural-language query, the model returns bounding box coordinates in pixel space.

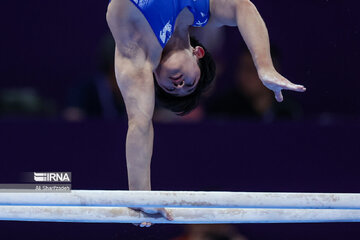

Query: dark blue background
[0,120,360,239]
[1,0,360,239]
[1,0,360,115]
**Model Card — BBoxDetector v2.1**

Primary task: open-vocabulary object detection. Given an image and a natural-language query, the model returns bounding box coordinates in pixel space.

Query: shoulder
[107,0,162,67]
[208,0,245,27]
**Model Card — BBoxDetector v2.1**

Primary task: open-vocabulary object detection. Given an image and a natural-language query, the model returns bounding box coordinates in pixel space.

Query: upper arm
[107,1,157,124]
[209,0,252,27]
[114,47,155,124]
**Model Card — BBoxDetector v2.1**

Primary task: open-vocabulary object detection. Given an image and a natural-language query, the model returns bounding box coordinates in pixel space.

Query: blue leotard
[110,0,210,48]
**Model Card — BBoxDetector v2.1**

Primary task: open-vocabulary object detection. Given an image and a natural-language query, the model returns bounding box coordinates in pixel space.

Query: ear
[193,46,205,59]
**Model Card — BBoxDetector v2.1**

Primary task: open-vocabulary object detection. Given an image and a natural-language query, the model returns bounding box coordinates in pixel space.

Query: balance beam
[1,190,360,224]
[0,206,360,224]
[0,190,359,209]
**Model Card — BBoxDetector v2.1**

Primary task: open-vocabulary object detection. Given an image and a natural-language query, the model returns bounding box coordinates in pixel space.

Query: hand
[258,67,306,102]
[129,207,173,227]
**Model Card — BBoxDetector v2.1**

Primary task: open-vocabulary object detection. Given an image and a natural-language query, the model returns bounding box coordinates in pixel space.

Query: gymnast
[106,0,306,227]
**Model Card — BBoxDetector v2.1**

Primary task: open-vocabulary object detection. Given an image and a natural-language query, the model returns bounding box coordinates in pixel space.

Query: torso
[107,0,211,69]
[128,0,210,48]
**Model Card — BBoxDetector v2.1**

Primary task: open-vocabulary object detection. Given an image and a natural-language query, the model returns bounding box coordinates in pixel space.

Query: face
[155,46,205,96]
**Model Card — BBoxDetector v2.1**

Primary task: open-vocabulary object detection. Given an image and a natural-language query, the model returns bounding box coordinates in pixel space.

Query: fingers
[130,209,153,228]
[158,208,174,221]
[130,207,173,228]
[277,74,306,92]
[133,222,153,227]
[275,90,283,102]
[139,222,152,227]
[288,85,306,92]
[260,68,307,94]
[270,76,306,92]
[281,82,306,92]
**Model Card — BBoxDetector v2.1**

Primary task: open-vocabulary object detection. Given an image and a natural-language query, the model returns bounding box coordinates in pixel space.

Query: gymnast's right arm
[113,48,174,227]
[113,47,173,227]
[114,48,155,191]
[106,1,155,191]
[107,7,172,227]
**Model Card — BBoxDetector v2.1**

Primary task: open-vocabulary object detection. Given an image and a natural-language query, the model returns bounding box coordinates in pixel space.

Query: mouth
[169,74,183,80]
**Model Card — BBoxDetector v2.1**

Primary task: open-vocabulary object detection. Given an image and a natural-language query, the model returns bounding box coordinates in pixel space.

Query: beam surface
[0,190,360,209]
[1,206,360,224]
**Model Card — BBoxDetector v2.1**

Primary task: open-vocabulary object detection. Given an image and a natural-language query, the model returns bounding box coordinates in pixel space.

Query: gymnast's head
[153,37,216,116]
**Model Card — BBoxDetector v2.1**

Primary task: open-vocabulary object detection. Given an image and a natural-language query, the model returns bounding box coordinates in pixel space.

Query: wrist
[128,181,151,191]
[257,64,276,77]
[252,52,275,73]
[129,186,151,191]
[256,61,274,72]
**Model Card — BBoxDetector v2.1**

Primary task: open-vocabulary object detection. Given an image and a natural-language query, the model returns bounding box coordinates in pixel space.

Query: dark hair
[153,37,216,116]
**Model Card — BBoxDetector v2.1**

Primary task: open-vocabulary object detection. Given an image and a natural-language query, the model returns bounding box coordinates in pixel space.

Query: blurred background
[0,0,360,239]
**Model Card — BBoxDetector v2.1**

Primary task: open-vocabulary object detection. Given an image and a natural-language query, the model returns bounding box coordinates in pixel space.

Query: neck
[161,29,191,62]
[162,8,193,55]
[164,31,190,51]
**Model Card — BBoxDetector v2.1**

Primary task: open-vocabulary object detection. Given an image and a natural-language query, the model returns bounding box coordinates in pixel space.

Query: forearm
[126,120,154,190]
[236,0,274,71]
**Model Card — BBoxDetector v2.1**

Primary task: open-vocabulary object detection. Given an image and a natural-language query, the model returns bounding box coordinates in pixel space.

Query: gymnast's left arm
[209,0,306,102]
